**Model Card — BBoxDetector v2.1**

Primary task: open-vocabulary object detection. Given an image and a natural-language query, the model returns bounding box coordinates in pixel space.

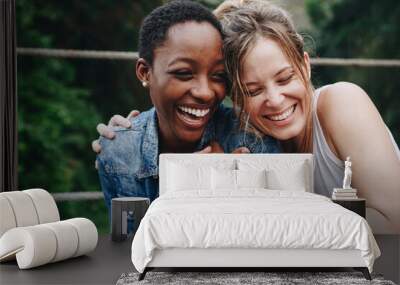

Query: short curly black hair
[138,0,223,65]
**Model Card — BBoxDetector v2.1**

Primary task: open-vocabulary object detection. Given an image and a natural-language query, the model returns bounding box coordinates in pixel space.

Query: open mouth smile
[178,106,210,118]
[265,104,296,121]
[176,104,212,129]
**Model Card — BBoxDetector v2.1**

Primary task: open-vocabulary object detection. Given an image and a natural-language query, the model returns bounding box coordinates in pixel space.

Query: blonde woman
[214,0,400,232]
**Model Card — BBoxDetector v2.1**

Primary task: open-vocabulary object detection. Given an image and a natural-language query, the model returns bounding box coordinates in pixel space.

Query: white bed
[131,154,380,280]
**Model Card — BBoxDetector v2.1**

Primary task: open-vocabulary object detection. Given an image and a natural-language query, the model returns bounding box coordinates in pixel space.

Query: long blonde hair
[214,0,314,153]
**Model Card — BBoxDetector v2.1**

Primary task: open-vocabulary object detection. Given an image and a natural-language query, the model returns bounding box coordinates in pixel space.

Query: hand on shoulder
[91,110,141,161]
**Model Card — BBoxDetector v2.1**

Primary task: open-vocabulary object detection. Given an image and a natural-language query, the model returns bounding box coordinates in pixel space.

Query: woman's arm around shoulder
[317,81,400,232]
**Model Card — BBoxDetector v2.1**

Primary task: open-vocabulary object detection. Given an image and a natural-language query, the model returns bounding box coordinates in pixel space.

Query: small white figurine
[342,156,352,189]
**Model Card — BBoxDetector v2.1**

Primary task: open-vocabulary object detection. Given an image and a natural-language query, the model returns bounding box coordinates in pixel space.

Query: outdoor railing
[18,47,400,67]
[52,191,104,202]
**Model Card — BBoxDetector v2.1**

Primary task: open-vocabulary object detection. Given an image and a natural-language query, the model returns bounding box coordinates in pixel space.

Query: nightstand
[332,198,366,218]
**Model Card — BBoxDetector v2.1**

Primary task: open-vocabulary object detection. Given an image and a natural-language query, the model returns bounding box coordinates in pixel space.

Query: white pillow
[211,168,236,190]
[266,162,307,191]
[236,169,267,189]
[211,168,267,191]
[237,159,310,192]
[167,162,211,191]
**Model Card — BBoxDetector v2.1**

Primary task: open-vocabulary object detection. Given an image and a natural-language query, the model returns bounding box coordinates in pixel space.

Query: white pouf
[0,219,98,269]
[0,189,98,269]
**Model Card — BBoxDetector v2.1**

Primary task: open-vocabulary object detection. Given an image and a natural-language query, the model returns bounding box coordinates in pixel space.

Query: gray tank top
[312,86,400,197]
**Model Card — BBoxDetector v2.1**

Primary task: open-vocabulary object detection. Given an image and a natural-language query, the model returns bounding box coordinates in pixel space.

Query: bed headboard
[159,154,314,196]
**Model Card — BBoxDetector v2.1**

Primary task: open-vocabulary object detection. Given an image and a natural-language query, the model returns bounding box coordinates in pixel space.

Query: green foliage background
[305,0,400,143]
[17,0,399,234]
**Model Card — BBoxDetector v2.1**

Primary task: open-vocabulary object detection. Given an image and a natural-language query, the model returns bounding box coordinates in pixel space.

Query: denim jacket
[97,104,281,213]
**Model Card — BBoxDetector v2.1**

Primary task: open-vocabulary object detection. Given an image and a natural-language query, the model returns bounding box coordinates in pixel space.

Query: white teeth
[178,106,210,118]
[267,105,295,121]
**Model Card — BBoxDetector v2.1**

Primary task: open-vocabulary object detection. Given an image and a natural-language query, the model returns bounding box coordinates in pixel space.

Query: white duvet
[131,190,380,273]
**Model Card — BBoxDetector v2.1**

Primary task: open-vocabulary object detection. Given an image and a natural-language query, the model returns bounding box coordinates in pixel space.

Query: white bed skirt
[148,248,366,268]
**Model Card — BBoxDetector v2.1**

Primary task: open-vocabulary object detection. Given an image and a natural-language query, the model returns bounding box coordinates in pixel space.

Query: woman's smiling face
[146,21,226,149]
[242,37,309,142]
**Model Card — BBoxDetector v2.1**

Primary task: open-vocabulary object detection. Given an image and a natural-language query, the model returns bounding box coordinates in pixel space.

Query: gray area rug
[116,271,396,285]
